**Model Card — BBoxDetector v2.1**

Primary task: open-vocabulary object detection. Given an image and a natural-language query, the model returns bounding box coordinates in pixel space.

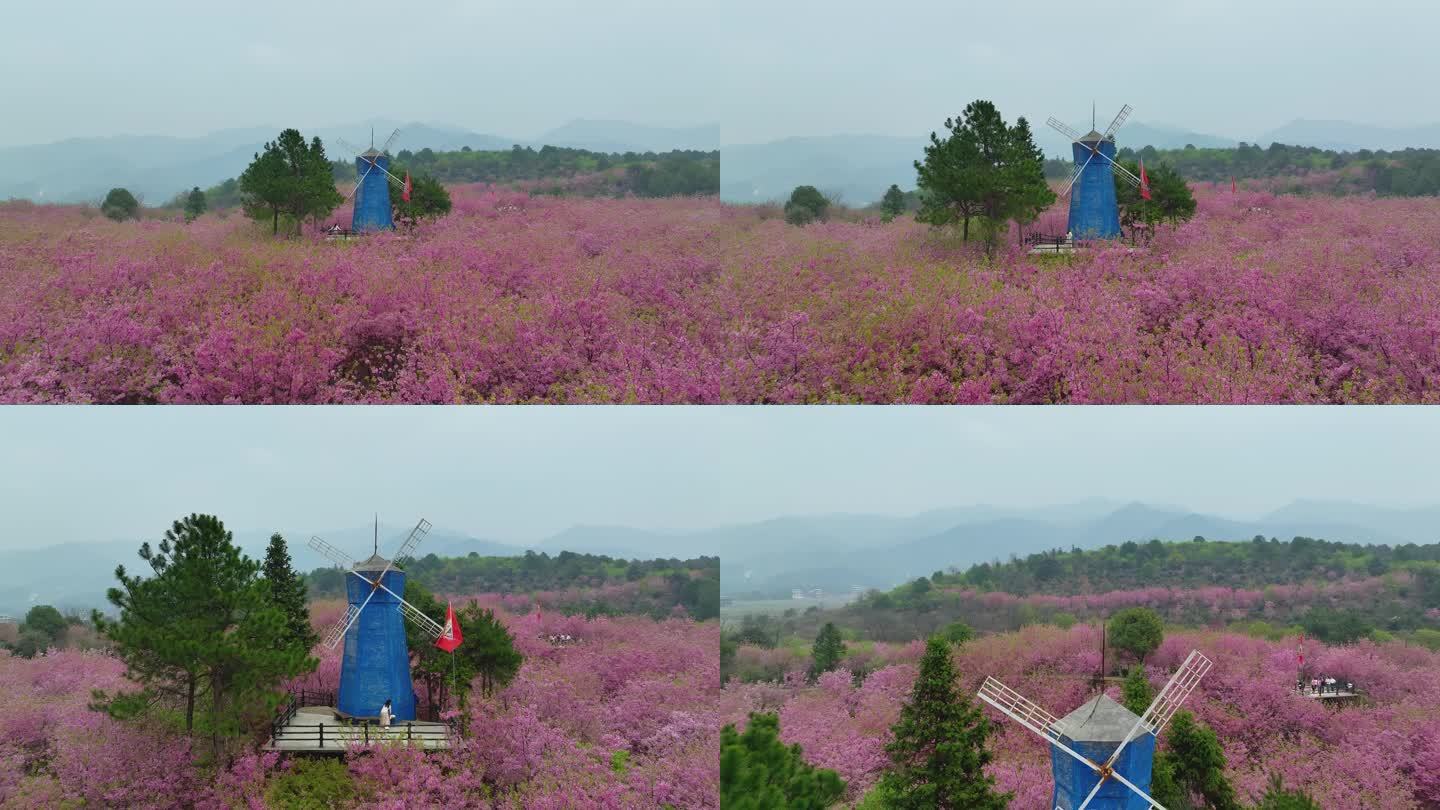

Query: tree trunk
[962,215,971,241]
[185,674,196,733]
[272,208,278,235]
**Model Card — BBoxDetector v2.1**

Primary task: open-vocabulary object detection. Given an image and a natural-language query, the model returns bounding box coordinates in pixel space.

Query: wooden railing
[270,687,453,748]
[269,719,450,749]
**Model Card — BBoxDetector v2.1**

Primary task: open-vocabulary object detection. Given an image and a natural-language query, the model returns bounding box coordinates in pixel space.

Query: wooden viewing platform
[265,690,452,753]
[1297,689,1362,701]
[265,706,452,752]
[1027,235,1076,255]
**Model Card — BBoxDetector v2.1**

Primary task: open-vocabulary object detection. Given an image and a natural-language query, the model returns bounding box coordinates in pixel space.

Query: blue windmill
[308,518,446,722]
[1047,105,1144,240]
[336,129,405,233]
[978,649,1213,810]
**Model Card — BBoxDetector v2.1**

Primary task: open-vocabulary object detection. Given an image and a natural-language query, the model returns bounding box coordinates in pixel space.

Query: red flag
[402,172,413,203]
[1139,159,1152,201]
[435,601,462,652]
[1231,176,1237,194]
[1297,634,1305,668]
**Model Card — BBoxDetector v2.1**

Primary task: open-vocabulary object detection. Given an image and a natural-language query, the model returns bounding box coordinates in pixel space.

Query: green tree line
[941,535,1440,596]
[1045,141,1440,197]
[304,550,720,620]
[333,144,718,197]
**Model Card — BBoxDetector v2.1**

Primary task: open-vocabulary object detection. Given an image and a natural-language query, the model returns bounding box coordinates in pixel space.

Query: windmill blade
[1075,775,1109,810]
[1061,151,1097,197]
[308,535,356,569]
[343,159,377,202]
[395,596,446,638]
[322,604,358,648]
[1074,767,1168,810]
[380,128,402,154]
[1103,104,1134,139]
[1136,650,1213,736]
[1093,151,1143,187]
[334,136,365,158]
[325,582,387,648]
[360,574,445,638]
[978,677,1062,741]
[1047,116,1085,143]
[390,518,433,569]
[979,678,1110,774]
[1097,650,1214,774]
[1110,769,1168,810]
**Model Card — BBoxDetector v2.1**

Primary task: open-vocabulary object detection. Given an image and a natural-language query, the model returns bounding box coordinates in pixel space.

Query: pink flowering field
[721,625,1440,808]
[3,186,1437,402]
[1,599,718,809]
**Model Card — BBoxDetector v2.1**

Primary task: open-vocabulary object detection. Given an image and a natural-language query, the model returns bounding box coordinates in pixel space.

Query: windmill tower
[336,129,404,233]
[308,518,447,721]
[978,649,1213,809]
[1047,105,1144,240]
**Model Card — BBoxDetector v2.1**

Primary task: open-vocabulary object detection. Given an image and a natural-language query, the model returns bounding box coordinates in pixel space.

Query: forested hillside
[942,535,1440,595]
[1042,141,1440,196]
[305,550,720,620]
[194,145,717,209]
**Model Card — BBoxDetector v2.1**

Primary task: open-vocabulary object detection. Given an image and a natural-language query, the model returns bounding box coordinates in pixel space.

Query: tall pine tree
[401,580,522,735]
[914,99,1053,251]
[239,129,341,235]
[262,533,318,655]
[1121,666,1155,715]
[720,712,846,810]
[1149,711,1240,810]
[809,622,846,680]
[183,186,207,222]
[877,636,1011,809]
[880,184,906,221]
[93,514,315,761]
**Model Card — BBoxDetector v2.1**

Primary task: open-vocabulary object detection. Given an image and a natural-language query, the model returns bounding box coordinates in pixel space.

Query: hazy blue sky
[1,0,716,146]
[2,407,1436,550]
[716,0,1436,144]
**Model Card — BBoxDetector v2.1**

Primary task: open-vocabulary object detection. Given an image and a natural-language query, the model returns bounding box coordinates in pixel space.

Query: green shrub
[266,757,355,810]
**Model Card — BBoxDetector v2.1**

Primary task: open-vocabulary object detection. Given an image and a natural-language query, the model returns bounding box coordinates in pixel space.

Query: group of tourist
[1297,675,1354,695]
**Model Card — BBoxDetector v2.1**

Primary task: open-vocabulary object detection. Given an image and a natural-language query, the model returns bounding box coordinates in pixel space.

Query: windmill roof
[1080,129,1107,142]
[1055,694,1143,743]
[361,147,383,157]
[354,552,391,571]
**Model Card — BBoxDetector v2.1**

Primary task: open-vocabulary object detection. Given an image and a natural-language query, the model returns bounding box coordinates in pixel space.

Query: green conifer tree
[93,514,315,761]
[183,186,207,222]
[101,187,140,221]
[1121,665,1154,715]
[876,636,1011,809]
[239,129,341,235]
[914,99,1053,251]
[720,712,846,810]
[1149,711,1240,810]
[262,533,318,654]
[880,184,906,221]
[784,185,829,225]
[809,622,846,680]
[1252,774,1322,810]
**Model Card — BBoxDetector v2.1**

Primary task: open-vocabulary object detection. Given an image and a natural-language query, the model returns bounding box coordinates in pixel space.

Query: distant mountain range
[0,118,720,205]
[721,119,1440,205]
[1255,119,1440,152]
[713,499,1440,597]
[0,524,528,618]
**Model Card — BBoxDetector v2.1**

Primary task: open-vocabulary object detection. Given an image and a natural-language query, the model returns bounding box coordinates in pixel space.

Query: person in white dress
[379,699,392,728]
